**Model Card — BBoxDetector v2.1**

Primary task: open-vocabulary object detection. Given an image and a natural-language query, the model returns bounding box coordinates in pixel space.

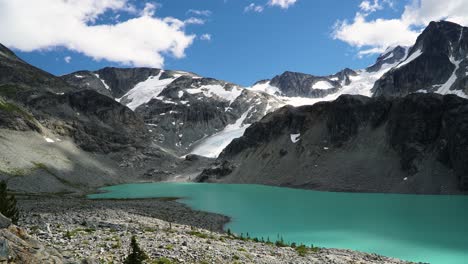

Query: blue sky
[4,0,467,86]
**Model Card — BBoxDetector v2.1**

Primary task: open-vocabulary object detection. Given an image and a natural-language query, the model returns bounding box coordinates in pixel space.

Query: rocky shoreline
[12,196,416,264]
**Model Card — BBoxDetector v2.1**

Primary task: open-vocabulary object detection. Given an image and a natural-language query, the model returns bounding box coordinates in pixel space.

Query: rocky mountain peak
[269,71,341,98]
[373,21,468,98]
[415,20,467,58]
[366,45,409,72]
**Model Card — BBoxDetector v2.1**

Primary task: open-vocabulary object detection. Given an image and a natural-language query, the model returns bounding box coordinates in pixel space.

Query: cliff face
[373,21,468,97]
[0,213,64,263]
[199,93,468,194]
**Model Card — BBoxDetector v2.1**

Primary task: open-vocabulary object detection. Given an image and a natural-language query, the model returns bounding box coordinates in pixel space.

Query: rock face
[0,214,11,229]
[26,90,147,153]
[63,67,283,155]
[199,93,468,194]
[0,224,64,263]
[373,21,468,97]
[269,71,342,97]
[0,44,71,94]
[61,67,169,98]
[136,76,283,153]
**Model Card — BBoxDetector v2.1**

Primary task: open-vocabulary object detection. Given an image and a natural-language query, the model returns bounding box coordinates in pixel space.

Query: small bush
[295,245,308,257]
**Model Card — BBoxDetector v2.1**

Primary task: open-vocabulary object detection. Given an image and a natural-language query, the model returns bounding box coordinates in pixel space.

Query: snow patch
[75,75,84,78]
[250,81,282,95]
[44,137,55,143]
[186,85,242,104]
[94,73,110,90]
[436,56,466,98]
[312,80,334,90]
[119,71,177,110]
[396,49,423,69]
[190,108,253,158]
[290,133,301,143]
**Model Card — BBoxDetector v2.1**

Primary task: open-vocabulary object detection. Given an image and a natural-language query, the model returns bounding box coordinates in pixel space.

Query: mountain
[250,22,468,102]
[198,93,468,194]
[0,45,191,194]
[62,68,283,157]
[196,21,468,194]
[249,45,412,106]
[59,21,468,160]
[1,20,468,195]
[373,21,468,97]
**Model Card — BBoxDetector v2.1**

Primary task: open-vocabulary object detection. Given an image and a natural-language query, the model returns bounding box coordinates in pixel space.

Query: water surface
[89,182,468,264]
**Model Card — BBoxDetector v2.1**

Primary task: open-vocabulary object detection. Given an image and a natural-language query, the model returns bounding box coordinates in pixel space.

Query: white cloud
[268,0,297,9]
[184,17,205,25]
[244,3,264,13]
[187,9,212,16]
[0,0,197,68]
[64,56,72,63]
[200,34,212,41]
[333,0,468,55]
[359,0,383,13]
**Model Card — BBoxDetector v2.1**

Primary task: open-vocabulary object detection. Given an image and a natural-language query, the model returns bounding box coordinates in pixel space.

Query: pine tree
[0,180,19,224]
[124,236,148,264]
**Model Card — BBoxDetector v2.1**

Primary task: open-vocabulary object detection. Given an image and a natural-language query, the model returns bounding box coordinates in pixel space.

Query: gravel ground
[16,196,416,264]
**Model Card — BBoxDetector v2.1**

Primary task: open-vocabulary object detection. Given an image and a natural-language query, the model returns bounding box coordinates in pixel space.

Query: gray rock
[0,214,11,229]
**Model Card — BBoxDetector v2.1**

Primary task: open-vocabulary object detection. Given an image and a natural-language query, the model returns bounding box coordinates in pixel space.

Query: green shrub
[295,245,308,257]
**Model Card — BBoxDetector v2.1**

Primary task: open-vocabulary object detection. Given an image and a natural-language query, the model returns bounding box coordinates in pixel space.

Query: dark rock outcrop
[200,93,468,194]
[26,90,147,153]
[269,71,341,97]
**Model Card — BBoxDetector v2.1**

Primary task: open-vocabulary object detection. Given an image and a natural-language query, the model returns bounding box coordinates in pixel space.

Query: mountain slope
[0,44,189,193]
[198,93,468,194]
[63,68,284,156]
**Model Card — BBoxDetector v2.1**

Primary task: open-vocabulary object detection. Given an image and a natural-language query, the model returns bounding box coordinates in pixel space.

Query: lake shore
[15,195,414,264]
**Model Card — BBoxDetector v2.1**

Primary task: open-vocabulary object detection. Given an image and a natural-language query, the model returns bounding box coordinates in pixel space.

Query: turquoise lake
[88,182,468,264]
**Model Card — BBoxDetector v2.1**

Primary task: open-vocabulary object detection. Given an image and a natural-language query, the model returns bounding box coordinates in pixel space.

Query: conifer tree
[124,235,148,264]
[0,180,19,224]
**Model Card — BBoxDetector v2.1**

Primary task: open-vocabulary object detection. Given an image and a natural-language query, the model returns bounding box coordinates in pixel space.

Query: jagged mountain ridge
[198,93,468,194]
[62,67,284,156]
[59,21,468,159]
[251,22,468,102]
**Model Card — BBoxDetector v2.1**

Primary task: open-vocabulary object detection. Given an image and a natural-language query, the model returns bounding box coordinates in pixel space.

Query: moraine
[89,182,468,264]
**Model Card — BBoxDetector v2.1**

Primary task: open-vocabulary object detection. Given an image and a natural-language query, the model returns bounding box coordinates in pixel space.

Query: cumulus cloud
[0,0,197,68]
[200,34,212,41]
[333,0,468,55]
[64,56,72,63]
[244,3,264,13]
[268,0,297,9]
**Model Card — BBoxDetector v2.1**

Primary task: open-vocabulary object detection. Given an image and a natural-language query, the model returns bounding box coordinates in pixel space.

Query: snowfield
[189,109,252,158]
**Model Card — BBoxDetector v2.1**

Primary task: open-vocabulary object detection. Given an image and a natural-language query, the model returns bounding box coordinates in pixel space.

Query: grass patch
[165,244,174,250]
[64,228,96,239]
[0,99,34,121]
[188,230,208,239]
[152,257,174,264]
[295,244,320,257]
